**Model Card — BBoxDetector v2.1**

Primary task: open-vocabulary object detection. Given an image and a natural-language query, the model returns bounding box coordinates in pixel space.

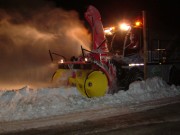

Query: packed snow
[0,77,180,122]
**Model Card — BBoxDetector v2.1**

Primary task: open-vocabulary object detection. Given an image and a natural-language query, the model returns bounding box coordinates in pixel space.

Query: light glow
[58,59,64,63]
[104,27,115,35]
[135,21,142,27]
[84,57,88,62]
[129,63,144,67]
[119,23,131,31]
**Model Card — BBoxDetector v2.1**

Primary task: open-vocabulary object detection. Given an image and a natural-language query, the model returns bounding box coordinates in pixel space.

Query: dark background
[55,0,180,33]
[0,0,179,33]
[1,0,179,46]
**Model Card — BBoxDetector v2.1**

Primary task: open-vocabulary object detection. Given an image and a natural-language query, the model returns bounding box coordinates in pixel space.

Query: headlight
[58,59,64,64]
[84,57,88,62]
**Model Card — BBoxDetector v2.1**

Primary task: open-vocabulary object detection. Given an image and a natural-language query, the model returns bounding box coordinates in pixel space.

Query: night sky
[55,0,180,34]
[0,0,179,32]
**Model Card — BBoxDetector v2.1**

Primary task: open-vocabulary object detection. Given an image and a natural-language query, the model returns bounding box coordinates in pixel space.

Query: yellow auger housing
[52,68,109,98]
[83,70,108,97]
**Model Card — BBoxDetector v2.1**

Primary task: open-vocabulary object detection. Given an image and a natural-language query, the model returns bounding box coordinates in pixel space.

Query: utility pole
[142,10,148,80]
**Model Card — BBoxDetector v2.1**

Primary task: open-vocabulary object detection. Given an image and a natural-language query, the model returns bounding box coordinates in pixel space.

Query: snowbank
[0,77,179,122]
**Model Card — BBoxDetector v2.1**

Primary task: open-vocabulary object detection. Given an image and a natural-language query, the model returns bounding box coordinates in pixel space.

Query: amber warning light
[134,20,142,27]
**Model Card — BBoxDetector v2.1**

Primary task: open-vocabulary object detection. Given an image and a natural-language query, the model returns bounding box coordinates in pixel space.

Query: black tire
[119,68,144,90]
[127,68,144,82]
[169,66,180,85]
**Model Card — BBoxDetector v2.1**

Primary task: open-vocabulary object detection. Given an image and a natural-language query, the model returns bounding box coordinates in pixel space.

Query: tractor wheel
[169,66,180,85]
[128,68,144,82]
[120,68,144,90]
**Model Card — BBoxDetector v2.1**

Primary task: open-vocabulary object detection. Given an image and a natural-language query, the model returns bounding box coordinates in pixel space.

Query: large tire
[128,68,144,82]
[119,68,144,90]
[169,66,180,85]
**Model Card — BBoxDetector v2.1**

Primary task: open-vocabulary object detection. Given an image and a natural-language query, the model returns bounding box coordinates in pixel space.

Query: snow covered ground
[0,77,180,122]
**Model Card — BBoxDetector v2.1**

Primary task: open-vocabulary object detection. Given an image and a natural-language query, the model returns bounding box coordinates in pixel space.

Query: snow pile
[0,77,179,122]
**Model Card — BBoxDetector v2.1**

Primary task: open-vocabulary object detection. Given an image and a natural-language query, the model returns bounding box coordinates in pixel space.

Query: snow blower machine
[50,5,144,98]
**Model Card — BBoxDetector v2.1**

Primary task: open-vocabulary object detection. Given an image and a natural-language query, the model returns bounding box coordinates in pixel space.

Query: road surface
[1,95,180,135]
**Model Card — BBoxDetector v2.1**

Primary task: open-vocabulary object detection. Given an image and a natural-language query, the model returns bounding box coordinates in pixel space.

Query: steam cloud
[0,2,91,89]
